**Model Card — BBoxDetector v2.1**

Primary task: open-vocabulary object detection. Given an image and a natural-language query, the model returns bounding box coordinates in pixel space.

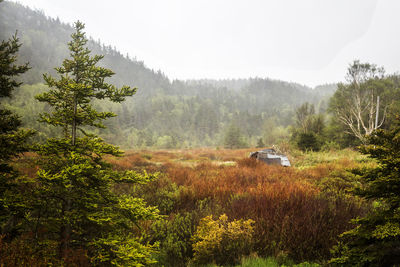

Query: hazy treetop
[9,0,400,86]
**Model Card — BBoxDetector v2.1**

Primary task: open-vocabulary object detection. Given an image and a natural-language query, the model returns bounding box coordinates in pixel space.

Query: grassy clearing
[292,148,373,168]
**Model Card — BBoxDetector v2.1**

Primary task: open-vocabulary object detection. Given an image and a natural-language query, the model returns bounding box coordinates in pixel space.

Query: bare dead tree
[330,61,390,144]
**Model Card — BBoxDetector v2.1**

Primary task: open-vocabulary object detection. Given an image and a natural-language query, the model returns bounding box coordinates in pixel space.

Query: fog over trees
[0,1,338,149]
[2,1,400,151]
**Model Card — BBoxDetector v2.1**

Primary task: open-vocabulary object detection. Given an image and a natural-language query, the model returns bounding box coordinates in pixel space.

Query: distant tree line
[3,1,399,151]
[0,1,334,149]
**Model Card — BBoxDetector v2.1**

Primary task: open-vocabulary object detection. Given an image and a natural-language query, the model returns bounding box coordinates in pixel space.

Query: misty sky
[10,0,400,87]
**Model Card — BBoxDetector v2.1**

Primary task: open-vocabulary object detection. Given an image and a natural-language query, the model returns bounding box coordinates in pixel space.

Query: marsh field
[11,147,373,266]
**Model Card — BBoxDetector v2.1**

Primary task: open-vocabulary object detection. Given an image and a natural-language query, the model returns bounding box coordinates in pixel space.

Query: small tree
[33,21,159,265]
[292,103,325,151]
[295,102,315,133]
[224,123,247,149]
[297,132,319,152]
[0,33,33,236]
[331,117,400,266]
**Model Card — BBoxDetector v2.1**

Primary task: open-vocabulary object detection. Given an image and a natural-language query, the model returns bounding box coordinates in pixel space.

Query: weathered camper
[249,148,291,167]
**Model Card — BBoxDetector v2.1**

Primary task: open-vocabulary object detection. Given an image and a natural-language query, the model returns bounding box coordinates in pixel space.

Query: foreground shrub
[297,132,321,152]
[228,189,365,262]
[148,212,195,267]
[191,214,254,266]
[331,120,400,266]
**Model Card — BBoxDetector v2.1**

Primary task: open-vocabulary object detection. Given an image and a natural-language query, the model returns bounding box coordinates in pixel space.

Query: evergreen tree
[224,123,247,149]
[33,21,159,265]
[296,132,320,152]
[0,33,33,236]
[331,117,400,266]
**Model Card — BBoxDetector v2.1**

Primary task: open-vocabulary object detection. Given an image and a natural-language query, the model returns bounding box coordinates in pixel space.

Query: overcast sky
[10,0,400,87]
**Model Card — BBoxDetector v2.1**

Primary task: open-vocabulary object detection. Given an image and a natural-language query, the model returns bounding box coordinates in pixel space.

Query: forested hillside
[0,1,335,148]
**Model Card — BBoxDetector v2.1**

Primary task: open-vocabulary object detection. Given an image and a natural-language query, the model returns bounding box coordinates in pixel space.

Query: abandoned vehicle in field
[249,148,291,167]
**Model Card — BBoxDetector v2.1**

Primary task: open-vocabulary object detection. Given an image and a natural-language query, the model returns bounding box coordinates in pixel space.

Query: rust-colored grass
[11,147,369,263]
[115,147,368,262]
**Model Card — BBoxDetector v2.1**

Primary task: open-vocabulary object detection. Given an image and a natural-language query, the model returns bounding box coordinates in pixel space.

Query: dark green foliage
[331,117,400,266]
[30,21,159,265]
[0,34,31,171]
[0,32,34,236]
[0,34,29,98]
[297,132,320,152]
[148,212,195,266]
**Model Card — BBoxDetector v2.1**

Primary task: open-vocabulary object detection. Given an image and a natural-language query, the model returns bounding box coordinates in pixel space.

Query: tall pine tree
[33,21,159,265]
[331,117,400,266]
[0,33,33,237]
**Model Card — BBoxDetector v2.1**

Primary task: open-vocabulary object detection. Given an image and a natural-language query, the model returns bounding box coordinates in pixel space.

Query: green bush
[133,175,181,215]
[297,132,321,152]
[149,212,195,266]
[191,214,255,266]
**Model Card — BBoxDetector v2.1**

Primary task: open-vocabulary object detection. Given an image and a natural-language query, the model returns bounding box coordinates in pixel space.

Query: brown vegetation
[9,147,370,265]
[107,148,369,263]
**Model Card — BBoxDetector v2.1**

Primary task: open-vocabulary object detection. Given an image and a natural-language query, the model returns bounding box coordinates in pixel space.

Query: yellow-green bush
[191,214,254,265]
